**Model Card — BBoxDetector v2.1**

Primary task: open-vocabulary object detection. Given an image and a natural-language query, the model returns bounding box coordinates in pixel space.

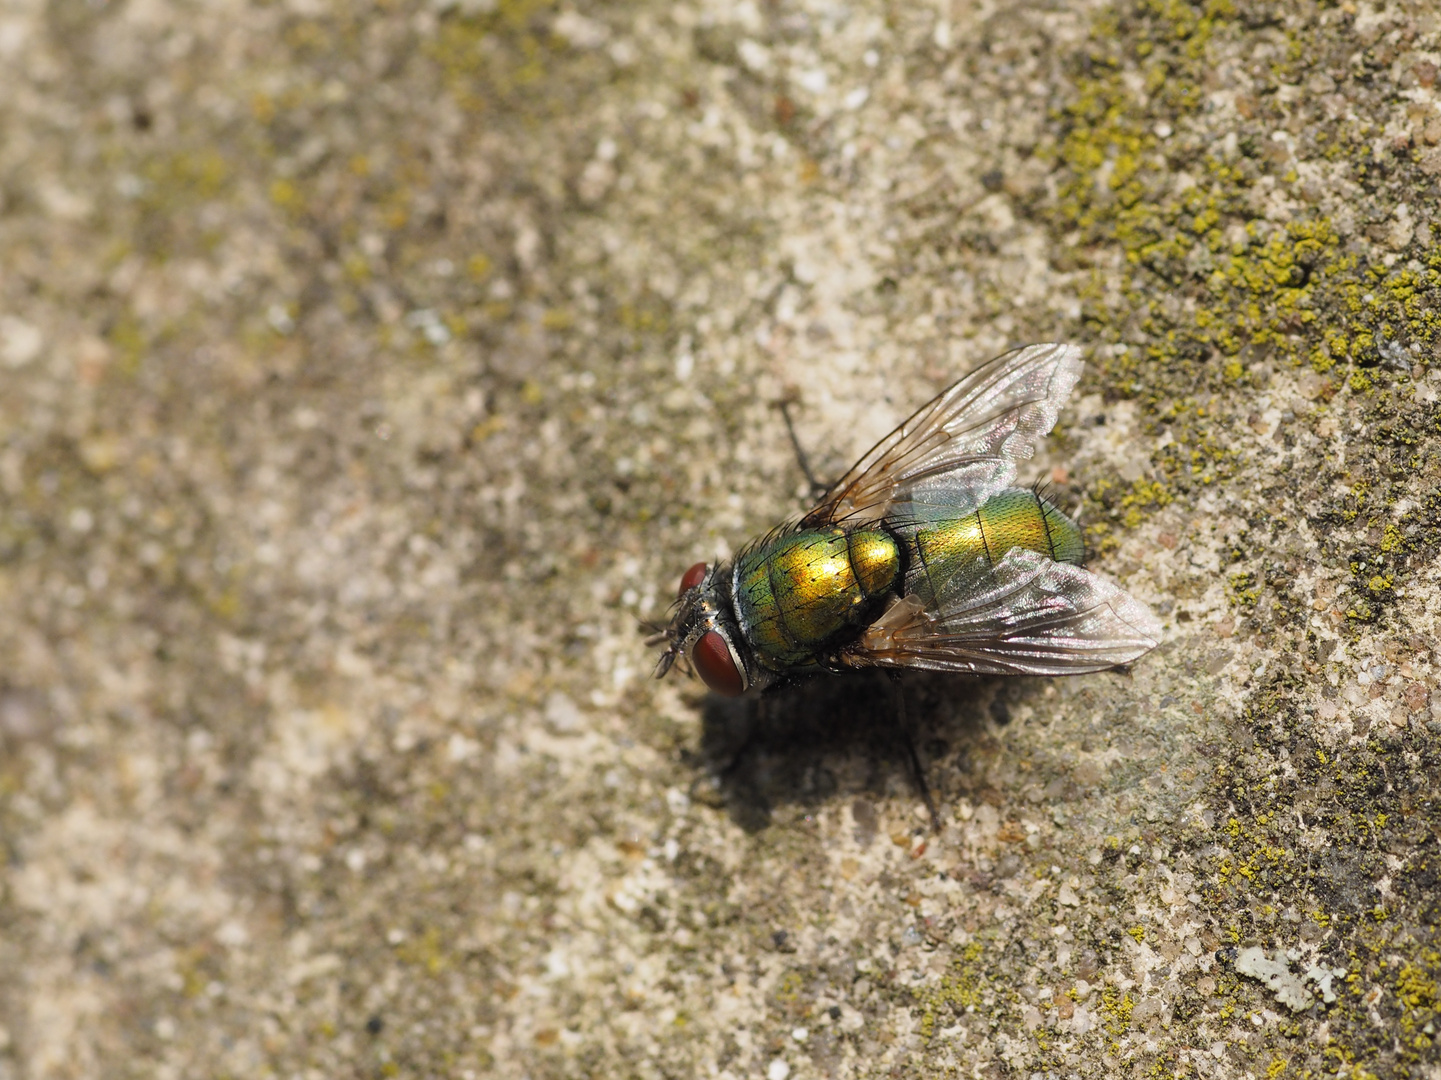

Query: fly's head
[651,561,752,697]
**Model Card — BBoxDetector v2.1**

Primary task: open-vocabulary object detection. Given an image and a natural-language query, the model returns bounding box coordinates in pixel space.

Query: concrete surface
[0,0,1438,1077]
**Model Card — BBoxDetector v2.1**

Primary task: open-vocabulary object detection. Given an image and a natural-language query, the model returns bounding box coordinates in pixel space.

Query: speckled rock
[1,1,1438,1078]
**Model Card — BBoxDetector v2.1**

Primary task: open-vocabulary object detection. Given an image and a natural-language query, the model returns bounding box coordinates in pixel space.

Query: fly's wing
[802,343,1084,528]
[844,548,1161,676]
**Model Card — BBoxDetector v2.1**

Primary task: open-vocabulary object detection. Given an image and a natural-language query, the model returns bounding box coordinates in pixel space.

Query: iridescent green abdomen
[733,527,901,672]
[908,488,1083,600]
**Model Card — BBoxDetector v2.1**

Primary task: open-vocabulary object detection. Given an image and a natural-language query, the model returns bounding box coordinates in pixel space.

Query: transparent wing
[843,548,1161,676]
[802,343,1084,528]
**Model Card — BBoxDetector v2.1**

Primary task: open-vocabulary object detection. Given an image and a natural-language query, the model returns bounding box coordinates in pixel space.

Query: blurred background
[1,1,1439,1077]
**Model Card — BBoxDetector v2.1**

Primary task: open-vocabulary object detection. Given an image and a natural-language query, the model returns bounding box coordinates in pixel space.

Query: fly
[654,343,1161,696]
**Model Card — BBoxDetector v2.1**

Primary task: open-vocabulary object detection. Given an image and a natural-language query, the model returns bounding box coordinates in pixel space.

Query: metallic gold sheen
[734,528,901,671]
[849,532,900,596]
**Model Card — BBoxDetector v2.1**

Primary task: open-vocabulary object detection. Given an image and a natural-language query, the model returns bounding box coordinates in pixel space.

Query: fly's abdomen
[979,488,1084,564]
[734,527,901,671]
[909,488,1083,597]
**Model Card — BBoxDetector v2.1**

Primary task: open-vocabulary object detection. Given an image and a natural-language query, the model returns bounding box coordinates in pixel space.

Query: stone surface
[1,0,1439,1077]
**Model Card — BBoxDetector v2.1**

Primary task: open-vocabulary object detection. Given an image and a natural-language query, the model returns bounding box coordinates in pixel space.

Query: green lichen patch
[912,940,1013,1042]
[1186,661,1441,1074]
[1037,1,1441,1076]
[1054,2,1441,394]
[1051,3,1441,611]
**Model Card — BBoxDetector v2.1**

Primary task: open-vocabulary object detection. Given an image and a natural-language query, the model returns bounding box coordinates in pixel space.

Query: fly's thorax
[906,488,1083,600]
[731,526,902,673]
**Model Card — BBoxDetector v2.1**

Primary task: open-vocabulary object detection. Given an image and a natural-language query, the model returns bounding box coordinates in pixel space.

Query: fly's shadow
[688,671,1039,832]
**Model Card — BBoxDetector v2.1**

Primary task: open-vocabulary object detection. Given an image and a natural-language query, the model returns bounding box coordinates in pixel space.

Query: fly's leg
[718,695,761,781]
[695,692,763,796]
[698,692,781,832]
[885,670,940,834]
[776,397,831,502]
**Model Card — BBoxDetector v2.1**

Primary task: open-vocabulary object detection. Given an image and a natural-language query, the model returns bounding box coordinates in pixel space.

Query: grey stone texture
[1,0,1439,1077]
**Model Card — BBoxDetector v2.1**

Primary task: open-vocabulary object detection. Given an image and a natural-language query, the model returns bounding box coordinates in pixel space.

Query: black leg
[777,398,830,501]
[694,692,768,825]
[885,670,940,833]
[714,693,762,781]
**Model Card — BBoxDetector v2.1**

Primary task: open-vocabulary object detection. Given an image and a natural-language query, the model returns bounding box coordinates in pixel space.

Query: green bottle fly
[654,343,1161,697]
[728,490,1083,679]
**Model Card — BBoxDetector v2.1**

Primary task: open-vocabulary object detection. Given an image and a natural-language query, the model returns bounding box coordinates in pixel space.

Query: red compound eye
[678,562,708,597]
[692,630,745,697]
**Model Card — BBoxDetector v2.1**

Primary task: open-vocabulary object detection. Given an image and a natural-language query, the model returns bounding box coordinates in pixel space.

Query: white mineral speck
[0,316,42,368]
[794,68,828,94]
[1234,947,1317,1012]
[738,39,771,73]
